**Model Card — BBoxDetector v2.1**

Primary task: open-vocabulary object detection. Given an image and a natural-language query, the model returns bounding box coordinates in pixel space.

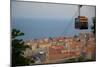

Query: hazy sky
[11,1,95,19]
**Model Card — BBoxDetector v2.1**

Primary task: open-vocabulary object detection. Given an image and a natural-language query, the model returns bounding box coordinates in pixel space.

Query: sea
[11,18,92,40]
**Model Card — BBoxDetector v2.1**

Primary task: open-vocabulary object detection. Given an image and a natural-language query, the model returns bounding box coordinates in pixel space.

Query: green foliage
[91,17,96,35]
[66,58,76,63]
[77,56,85,62]
[12,29,24,39]
[65,56,86,63]
[12,29,31,66]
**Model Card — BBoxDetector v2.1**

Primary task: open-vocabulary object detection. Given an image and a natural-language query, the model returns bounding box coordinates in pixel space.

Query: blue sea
[11,18,92,40]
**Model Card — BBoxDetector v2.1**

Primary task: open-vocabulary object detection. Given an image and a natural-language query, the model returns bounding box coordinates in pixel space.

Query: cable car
[75,16,88,29]
[75,5,88,29]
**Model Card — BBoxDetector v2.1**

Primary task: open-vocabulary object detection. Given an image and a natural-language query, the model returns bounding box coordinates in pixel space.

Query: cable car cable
[61,9,79,36]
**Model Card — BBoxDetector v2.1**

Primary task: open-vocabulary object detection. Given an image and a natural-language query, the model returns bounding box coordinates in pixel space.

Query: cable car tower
[75,5,89,58]
[75,5,88,29]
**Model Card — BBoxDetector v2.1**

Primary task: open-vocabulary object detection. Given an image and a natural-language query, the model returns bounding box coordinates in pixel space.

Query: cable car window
[75,16,88,29]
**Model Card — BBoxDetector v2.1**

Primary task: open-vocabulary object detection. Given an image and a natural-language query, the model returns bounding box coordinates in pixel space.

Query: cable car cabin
[75,16,88,29]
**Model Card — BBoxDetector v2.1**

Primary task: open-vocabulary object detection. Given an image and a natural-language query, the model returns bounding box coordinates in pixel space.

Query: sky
[11,1,96,40]
[11,1,95,19]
